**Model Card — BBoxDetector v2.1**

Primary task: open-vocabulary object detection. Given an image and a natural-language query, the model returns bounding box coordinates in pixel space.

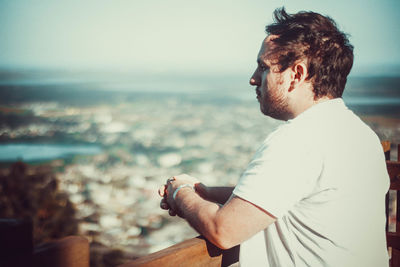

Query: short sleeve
[233,125,323,218]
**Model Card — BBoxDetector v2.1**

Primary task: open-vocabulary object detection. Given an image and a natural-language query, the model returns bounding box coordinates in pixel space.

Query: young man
[159,8,389,266]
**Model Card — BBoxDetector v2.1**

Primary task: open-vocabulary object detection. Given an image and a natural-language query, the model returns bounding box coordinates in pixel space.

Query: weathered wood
[0,218,89,267]
[391,248,400,267]
[387,162,400,190]
[397,190,400,244]
[32,236,90,267]
[390,189,400,267]
[388,233,400,250]
[382,141,391,160]
[394,148,400,267]
[0,218,33,267]
[386,193,390,232]
[385,142,400,267]
[397,144,400,162]
[119,236,239,267]
[384,141,392,234]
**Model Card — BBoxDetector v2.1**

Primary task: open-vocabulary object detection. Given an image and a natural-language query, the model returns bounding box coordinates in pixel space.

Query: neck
[291,95,332,119]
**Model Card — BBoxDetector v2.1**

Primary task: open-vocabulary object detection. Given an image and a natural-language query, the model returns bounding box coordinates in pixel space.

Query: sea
[0,69,399,162]
[0,143,102,162]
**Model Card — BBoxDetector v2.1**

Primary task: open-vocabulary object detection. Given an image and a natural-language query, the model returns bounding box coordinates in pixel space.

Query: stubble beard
[260,87,291,121]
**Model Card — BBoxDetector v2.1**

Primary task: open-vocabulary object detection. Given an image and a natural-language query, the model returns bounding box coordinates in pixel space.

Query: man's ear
[293,62,308,85]
[288,62,307,93]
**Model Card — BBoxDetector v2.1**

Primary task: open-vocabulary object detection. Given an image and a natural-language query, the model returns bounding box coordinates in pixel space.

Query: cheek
[258,76,266,91]
[264,75,279,93]
[262,73,272,88]
[276,72,287,85]
[275,73,291,93]
[281,71,293,86]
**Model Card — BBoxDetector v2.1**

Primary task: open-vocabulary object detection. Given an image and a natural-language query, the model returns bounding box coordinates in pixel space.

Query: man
[158,7,389,267]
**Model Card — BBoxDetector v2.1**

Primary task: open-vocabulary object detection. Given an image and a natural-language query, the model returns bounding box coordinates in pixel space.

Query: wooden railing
[1,141,399,267]
[119,236,239,267]
[0,218,89,267]
[383,142,400,267]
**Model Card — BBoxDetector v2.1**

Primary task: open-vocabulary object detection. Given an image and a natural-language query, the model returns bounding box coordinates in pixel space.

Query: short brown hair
[266,7,354,99]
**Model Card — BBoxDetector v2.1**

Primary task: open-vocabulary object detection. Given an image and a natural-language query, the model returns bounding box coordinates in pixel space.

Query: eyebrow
[257,58,269,67]
[257,59,264,65]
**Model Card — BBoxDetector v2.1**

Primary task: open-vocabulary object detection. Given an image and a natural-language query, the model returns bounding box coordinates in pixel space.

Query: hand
[158,174,202,217]
[158,181,179,217]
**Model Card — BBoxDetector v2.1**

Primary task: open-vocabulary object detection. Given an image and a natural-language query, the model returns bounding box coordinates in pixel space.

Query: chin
[261,107,290,121]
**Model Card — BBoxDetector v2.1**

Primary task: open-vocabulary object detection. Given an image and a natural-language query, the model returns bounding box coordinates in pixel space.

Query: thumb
[158,184,167,197]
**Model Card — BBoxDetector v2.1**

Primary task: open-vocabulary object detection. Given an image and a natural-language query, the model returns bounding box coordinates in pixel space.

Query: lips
[256,88,261,99]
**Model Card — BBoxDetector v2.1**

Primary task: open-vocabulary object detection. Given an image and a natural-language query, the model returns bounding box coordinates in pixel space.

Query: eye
[259,64,269,72]
[256,59,269,72]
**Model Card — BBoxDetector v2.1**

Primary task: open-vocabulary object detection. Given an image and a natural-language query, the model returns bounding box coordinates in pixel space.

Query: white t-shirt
[233,98,389,267]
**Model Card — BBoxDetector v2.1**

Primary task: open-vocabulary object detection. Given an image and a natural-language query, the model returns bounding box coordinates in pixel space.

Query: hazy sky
[0,0,399,76]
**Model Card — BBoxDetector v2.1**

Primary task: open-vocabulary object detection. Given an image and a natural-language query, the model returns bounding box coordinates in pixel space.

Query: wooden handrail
[119,236,239,267]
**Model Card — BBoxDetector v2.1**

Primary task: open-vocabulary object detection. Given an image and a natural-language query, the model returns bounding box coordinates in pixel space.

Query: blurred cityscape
[0,71,399,266]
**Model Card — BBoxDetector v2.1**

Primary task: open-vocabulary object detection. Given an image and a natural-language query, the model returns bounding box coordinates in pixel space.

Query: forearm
[162,176,276,250]
[175,187,233,249]
[197,185,234,205]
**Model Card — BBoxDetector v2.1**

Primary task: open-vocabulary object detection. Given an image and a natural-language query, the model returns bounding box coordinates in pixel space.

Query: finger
[166,177,175,184]
[168,209,177,216]
[160,202,169,210]
[174,174,199,184]
[158,184,167,197]
[160,198,169,210]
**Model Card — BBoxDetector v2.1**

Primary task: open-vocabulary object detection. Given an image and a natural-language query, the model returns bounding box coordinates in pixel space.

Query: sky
[0,0,399,76]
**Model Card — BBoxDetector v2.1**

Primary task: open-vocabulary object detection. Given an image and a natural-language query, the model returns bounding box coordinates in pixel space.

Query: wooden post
[398,144,400,163]
[0,218,33,267]
[382,140,391,161]
[383,141,391,233]
[393,146,400,267]
[386,158,400,267]
[0,219,89,267]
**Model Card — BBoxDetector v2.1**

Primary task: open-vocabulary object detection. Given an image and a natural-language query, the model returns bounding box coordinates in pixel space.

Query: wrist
[173,184,195,200]
[194,183,209,199]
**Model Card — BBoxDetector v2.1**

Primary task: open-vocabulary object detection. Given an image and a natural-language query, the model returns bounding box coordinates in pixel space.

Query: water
[343,96,400,106]
[0,143,102,162]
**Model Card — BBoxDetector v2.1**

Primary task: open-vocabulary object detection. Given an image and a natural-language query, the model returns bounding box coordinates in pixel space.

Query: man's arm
[195,184,234,205]
[162,175,276,250]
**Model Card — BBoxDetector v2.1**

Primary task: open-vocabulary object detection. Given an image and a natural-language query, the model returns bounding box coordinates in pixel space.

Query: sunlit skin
[250,35,330,121]
[158,36,332,250]
[158,174,276,249]
[250,36,292,120]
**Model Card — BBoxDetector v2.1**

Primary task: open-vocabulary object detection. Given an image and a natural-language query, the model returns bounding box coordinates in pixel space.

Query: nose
[249,70,259,86]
